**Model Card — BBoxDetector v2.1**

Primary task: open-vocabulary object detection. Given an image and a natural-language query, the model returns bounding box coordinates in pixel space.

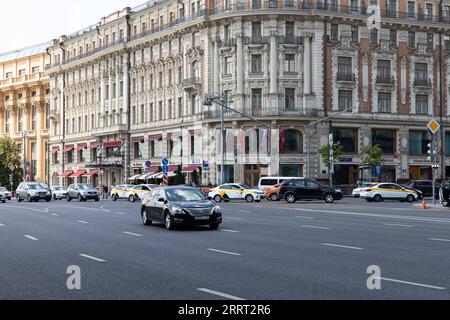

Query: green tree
[320,142,345,168]
[0,136,22,190]
[362,145,385,166]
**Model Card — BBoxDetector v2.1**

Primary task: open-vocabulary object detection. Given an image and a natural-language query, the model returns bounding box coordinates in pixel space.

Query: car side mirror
[157,197,165,203]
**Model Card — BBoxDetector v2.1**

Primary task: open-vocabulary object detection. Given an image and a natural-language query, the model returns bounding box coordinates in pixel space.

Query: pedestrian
[104,185,109,199]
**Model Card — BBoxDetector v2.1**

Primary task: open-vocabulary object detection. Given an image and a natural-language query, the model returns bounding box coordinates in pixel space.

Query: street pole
[22,131,27,182]
[439,0,445,181]
[432,136,437,205]
[220,103,225,185]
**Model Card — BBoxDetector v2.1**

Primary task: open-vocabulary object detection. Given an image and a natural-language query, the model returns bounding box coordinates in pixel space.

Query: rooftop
[0,42,49,63]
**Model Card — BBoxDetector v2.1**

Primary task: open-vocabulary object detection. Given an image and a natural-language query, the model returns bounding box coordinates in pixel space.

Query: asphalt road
[1,197,450,300]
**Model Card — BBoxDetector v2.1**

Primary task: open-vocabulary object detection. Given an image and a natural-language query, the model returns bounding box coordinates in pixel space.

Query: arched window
[245,136,250,155]
[280,129,303,154]
[192,61,200,79]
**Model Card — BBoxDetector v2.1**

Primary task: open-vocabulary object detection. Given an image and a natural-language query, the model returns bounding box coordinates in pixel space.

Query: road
[1,197,450,300]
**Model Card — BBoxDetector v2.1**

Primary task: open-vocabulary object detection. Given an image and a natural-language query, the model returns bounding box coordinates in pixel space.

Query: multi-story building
[45,0,450,190]
[0,43,51,183]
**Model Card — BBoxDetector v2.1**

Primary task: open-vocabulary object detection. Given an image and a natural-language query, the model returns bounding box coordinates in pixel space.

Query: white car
[0,187,12,200]
[208,184,265,203]
[352,183,376,198]
[360,183,420,203]
[51,186,68,200]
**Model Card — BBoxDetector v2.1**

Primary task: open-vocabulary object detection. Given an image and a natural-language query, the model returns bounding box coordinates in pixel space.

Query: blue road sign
[161,158,169,166]
[202,161,209,169]
[145,160,151,168]
[162,166,169,173]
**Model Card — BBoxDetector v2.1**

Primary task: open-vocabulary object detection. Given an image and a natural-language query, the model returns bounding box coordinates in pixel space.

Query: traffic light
[427,142,432,162]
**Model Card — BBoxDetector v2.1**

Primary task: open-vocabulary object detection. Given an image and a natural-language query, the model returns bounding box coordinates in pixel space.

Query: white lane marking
[24,235,39,241]
[52,205,102,212]
[77,220,89,224]
[221,229,240,233]
[429,238,450,243]
[286,207,450,224]
[384,223,414,228]
[0,223,4,227]
[51,213,59,216]
[2,205,48,213]
[117,212,127,215]
[123,231,143,237]
[379,277,446,290]
[322,243,363,250]
[197,288,245,301]
[227,217,242,220]
[238,210,251,213]
[207,248,242,256]
[100,206,111,212]
[301,225,329,230]
[79,254,106,262]
[295,216,315,220]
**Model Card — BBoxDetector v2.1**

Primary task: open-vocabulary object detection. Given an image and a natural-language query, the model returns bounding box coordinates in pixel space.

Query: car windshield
[53,186,63,191]
[78,185,95,191]
[238,184,251,189]
[165,188,206,202]
[29,184,44,190]
[0,187,6,191]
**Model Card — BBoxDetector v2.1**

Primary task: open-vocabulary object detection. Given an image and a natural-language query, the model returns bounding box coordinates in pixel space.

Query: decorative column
[36,102,44,182]
[213,37,220,95]
[116,67,120,112]
[236,33,244,95]
[100,66,106,127]
[303,34,311,96]
[269,29,279,113]
[108,70,113,114]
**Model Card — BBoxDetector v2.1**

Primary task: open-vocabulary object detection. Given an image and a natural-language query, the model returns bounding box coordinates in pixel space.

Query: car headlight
[336,189,342,193]
[213,205,221,213]
[172,206,184,214]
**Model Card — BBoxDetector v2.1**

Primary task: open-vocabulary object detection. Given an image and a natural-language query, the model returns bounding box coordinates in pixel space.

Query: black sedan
[279,178,344,204]
[140,186,222,230]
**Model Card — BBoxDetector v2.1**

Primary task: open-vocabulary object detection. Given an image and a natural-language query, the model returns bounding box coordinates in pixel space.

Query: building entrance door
[244,165,261,187]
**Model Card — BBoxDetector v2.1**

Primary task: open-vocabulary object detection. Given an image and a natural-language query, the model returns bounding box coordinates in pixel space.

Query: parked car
[128,184,157,202]
[140,186,222,230]
[439,181,450,207]
[258,177,300,191]
[278,178,344,204]
[352,183,377,198]
[360,183,420,203]
[0,193,5,203]
[208,184,265,203]
[51,186,67,200]
[264,184,282,201]
[404,180,440,199]
[110,185,135,201]
[67,184,100,202]
[0,187,12,200]
[16,182,52,202]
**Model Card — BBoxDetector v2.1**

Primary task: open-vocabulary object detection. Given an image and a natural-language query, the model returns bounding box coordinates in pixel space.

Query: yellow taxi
[208,184,265,203]
[360,183,420,203]
[111,185,135,201]
[127,184,158,202]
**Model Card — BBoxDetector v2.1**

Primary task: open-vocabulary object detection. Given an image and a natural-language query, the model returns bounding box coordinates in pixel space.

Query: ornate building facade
[45,0,450,189]
[0,43,50,183]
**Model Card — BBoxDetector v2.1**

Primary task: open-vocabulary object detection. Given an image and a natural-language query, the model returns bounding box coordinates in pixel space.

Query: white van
[258,177,302,191]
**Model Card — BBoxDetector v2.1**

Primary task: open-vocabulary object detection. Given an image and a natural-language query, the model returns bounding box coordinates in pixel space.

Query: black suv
[439,181,450,208]
[140,186,222,230]
[405,180,440,199]
[279,179,344,204]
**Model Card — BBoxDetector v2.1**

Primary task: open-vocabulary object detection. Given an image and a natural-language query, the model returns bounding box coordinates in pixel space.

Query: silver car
[16,182,52,202]
[67,183,100,202]
[51,186,68,200]
[0,187,12,201]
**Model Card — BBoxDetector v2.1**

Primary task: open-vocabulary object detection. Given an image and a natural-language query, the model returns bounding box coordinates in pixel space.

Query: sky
[0,0,145,53]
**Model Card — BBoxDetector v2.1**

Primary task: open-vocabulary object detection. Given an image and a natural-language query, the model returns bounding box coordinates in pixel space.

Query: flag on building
[279,130,286,153]
[260,129,268,154]
[238,129,247,152]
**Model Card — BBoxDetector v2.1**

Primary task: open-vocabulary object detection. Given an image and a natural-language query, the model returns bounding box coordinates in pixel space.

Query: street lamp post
[22,131,28,182]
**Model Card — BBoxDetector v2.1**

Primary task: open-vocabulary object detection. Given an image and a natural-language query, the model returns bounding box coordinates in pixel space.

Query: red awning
[51,147,60,154]
[168,165,178,173]
[132,136,145,143]
[103,140,123,148]
[147,166,159,174]
[89,142,101,149]
[58,170,74,177]
[63,146,74,152]
[75,144,87,151]
[181,164,201,173]
[69,170,87,178]
[82,170,98,177]
[148,134,162,141]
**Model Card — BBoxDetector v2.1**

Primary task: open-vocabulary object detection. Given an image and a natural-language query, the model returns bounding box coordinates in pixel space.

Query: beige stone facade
[0,44,51,183]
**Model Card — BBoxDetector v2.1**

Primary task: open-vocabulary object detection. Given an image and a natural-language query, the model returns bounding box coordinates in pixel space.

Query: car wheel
[165,213,175,230]
[78,194,83,202]
[245,194,254,203]
[324,193,335,204]
[95,197,100,202]
[270,194,279,201]
[53,194,57,200]
[142,210,152,226]
[213,195,222,203]
[27,195,32,203]
[46,197,51,202]
[442,200,449,208]
[67,196,72,202]
[366,198,374,203]
[128,195,135,203]
[17,195,21,202]
[209,223,220,230]
[286,193,297,204]
[1,200,5,203]
[406,194,415,203]
[112,194,117,201]
[373,194,383,203]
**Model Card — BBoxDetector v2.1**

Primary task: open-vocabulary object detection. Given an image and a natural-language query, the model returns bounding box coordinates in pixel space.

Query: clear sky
[0,0,145,53]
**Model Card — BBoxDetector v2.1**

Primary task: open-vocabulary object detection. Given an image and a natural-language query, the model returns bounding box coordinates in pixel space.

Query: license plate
[196,216,210,221]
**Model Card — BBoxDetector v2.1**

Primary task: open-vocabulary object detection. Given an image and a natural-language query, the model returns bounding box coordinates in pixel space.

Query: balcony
[12,132,23,139]
[277,35,304,45]
[203,107,322,120]
[336,72,356,82]
[244,36,269,45]
[218,38,237,48]
[40,129,50,137]
[414,78,432,88]
[93,124,127,137]
[376,75,395,85]
[182,77,201,91]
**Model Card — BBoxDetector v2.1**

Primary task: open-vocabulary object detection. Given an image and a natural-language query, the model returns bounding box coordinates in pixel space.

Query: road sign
[161,158,169,166]
[145,160,151,168]
[427,119,441,135]
[202,161,209,169]
[162,166,169,173]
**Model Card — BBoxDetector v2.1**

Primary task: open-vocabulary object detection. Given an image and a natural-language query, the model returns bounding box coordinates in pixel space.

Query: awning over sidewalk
[103,140,123,148]
[69,170,87,178]
[89,142,101,149]
[58,170,74,177]
[75,144,87,151]
[82,170,98,178]
[127,174,142,181]
[63,146,74,152]
[51,146,60,154]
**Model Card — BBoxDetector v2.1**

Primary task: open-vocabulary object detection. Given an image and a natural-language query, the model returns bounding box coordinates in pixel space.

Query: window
[284,54,295,73]
[32,66,40,73]
[168,69,172,86]
[390,30,397,46]
[377,60,391,80]
[370,29,378,44]
[416,95,429,115]
[225,57,232,75]
[337,57,352,79]
[372,129,395,154]
[408,1,415,17]
[286,21,295,37]
[168,99,173,119]
[140,105,145,123]
[445,132,450,156]
[350,0,358,11]
[338,90,352,111]
[251,54,262,73]
[415,63,428,81]
[159,71,163,88]
[285,89,295,110]
[133,142,142,159]
[427,33,434,50]
[19,69,26,76]
[178,97,183,117]
[425,3,433,21]
[387,0,397,17]
[251,22,261,39]
[252,0,261,9]
[351,26,358,42]
[132,106,136,124]
[251,89,262,110]
[333,129,357,153]
[378,92,391,113]
[409,131,430,155]
[330,24,339,41]
[408,31,415,48]
[280,130,303,154]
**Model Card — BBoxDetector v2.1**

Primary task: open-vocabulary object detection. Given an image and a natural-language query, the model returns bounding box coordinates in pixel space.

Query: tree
[0,136,22,190]
[320,141,345,169]
[362,145,385,166]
